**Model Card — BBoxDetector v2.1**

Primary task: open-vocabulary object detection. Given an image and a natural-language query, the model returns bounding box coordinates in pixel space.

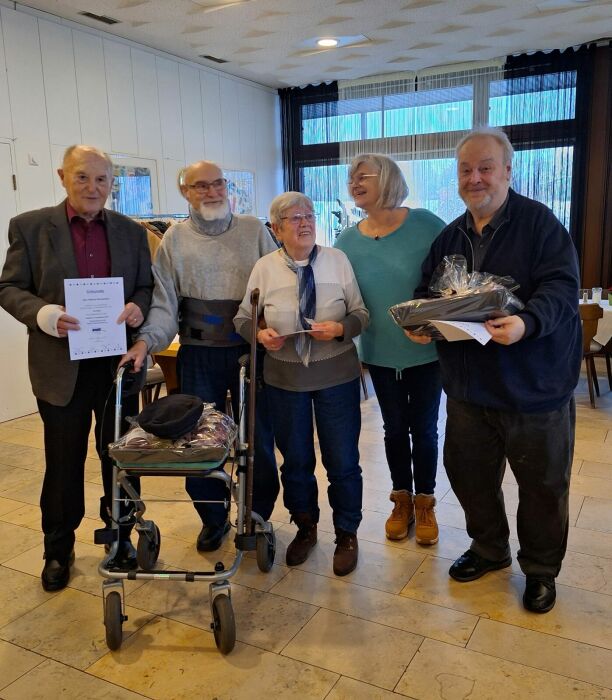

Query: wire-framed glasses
[186,178,228,193]
[280,213,316,226]
[347,173,379,187]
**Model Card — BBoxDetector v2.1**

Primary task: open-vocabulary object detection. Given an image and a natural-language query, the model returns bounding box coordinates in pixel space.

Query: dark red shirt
[66,202,111,278]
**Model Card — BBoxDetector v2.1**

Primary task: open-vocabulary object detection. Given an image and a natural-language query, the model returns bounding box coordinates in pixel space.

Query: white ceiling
[15,0,612,88]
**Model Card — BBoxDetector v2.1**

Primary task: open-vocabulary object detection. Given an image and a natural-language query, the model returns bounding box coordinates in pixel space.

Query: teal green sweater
[335,208,445,370]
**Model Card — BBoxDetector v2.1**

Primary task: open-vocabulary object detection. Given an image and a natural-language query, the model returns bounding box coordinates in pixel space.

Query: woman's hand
[257,327,286,351]
[120,339,149,372]
[404,329,432,345]
[309,321,343,341]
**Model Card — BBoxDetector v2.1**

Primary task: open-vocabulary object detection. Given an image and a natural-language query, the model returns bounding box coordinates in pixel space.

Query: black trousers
[37,357,139,562]
[444,397,575,577]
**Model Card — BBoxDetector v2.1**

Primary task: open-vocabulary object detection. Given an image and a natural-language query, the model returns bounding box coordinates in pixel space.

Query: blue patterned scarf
[280,245,318,366]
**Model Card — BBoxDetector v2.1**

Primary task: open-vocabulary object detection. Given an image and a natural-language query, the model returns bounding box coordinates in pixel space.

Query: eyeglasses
[347,173,379,187]
[185,178,227,193]
[280,213,316,226]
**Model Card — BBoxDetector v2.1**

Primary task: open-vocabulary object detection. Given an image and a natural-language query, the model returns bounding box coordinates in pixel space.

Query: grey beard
[199,200,230,221]
[189,202,233,237]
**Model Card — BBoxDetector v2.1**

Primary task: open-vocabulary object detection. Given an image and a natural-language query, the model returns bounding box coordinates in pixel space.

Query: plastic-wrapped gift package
[389,255,524,339]
[109,403,237,464]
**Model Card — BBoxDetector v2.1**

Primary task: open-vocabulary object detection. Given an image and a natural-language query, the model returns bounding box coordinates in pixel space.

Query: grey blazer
[0,201,153,406]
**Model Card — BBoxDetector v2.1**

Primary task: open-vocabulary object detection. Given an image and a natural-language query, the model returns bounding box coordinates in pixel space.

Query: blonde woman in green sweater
[335,154,445,546]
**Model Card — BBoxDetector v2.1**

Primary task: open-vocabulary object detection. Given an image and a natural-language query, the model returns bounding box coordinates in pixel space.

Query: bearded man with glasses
[123,160,279,552]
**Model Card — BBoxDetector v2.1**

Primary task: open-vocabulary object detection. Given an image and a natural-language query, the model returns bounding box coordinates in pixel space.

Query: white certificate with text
[64,277,126,360]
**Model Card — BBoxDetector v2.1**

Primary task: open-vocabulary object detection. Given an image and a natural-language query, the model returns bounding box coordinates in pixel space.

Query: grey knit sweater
[137,213,277,352]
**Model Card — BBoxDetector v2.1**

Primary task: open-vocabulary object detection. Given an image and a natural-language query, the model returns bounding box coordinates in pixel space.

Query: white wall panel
[238,84,258,173]
[50,144,67,204]
[255,90,282,217]
[200,71,223,164]
[219,77,241,168]
[0,15,14,138]
[39,20,81,146]
[1,8,55,211]
[104,39,138,155]
[179,64,205,164]
[131,48,162,159]
[0,141,36,422]
[73,30,111,151]
[156,57,184,161]
[161,158,188,215]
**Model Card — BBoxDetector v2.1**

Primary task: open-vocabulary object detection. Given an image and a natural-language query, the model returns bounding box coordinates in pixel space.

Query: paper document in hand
[64,277,127,360]
[278,329,312,339]
[429,320,491,345]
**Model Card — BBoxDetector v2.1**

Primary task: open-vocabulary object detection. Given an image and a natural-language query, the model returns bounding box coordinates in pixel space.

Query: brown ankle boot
[385,490,414,540]
[414,494,439,545]
[286,513,317,566]
[333,530,358,576]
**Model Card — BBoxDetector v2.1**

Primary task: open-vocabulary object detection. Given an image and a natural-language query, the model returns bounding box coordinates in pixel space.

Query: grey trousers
[444,397,575,577]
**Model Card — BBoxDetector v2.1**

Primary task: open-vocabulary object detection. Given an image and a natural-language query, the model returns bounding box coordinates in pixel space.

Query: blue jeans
[444,397,575,577]
[367,361,441,494]
[267,378,363,534]
[177,344,279,527]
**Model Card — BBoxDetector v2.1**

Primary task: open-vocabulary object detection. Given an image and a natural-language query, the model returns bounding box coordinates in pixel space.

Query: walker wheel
[137,522,161,570]
[211,595,236,654]
[256,528,276,573]
[104,591,124,651]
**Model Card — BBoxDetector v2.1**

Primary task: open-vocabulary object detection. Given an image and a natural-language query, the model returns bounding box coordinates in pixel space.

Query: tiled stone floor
[0,366,611,699]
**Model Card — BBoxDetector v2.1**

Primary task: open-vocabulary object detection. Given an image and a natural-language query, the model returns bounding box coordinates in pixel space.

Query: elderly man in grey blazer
[0,145,153,592]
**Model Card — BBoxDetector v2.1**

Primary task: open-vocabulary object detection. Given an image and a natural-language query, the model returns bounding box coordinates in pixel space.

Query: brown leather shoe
[286,513,317,566]
[414,494,439,545]
[333,530,358,576]
[385,490,414,540]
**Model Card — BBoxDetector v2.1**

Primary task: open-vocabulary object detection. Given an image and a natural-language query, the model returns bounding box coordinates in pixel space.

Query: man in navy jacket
[408,127,581,613]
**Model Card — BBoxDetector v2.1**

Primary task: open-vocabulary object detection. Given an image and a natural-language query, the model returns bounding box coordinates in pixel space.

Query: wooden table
[153,342,180,394]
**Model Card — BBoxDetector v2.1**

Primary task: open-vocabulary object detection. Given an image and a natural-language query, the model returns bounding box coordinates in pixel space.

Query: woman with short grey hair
[235,192,368,577]
[335,153,445,547]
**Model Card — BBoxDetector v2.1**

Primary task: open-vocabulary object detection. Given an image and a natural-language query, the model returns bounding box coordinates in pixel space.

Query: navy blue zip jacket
[415,189,581,414]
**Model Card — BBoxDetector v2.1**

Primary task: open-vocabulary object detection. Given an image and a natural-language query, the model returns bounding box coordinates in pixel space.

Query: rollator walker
[96,289,275,654]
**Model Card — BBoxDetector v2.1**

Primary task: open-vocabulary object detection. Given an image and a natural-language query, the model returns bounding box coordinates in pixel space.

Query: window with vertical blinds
[280,49,593,247]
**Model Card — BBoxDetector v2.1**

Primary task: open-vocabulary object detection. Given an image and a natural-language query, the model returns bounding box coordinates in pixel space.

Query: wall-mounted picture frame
[224,168,255,215]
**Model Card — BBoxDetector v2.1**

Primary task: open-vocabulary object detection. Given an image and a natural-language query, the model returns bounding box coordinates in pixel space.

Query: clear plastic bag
[389,255,524,339]
[109,403,237,464]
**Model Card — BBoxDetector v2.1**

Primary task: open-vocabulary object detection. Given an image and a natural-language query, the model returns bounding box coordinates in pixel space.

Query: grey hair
[348,153,408,209]
[62,145,113,174]
[455,127,514,165]
[176,167,186,192]
[269,191,314,226]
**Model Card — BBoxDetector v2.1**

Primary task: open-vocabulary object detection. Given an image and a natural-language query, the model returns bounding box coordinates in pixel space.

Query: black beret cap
[138,394,203,439]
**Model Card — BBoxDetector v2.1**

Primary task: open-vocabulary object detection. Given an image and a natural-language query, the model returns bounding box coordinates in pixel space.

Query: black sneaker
[196,522,231,552]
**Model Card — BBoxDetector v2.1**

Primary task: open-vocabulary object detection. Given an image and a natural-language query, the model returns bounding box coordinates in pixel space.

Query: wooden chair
[579,303,604,407]
[594,337,612,392]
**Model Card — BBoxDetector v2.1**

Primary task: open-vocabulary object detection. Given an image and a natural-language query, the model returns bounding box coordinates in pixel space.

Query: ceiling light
[298,35,369,52]
[317,38,339,48]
